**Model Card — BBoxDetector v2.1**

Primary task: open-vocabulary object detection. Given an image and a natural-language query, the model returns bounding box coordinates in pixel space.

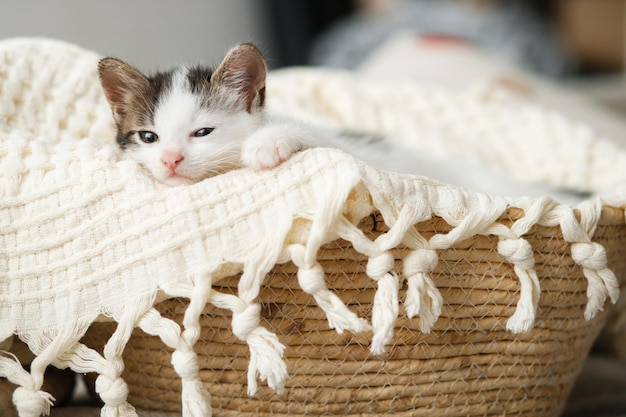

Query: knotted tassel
[0,352,55,417]
[497,238,540,333]
[367,253,399,354]
[12,387,54,417]
[95,374,137,417]
[292,244,371,334]
[171,349,212,417]
[232,303,288,396]
[403,249,442,333]
[246,327,287,396]
[571,242,620,320]
[299,265,371,334]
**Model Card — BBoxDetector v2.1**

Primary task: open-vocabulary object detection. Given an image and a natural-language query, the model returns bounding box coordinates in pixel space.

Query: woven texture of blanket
[1,38,626,417]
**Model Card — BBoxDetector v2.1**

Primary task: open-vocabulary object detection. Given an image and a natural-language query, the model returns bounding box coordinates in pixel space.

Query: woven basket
[2,37,624,417]
[84,207,626,417]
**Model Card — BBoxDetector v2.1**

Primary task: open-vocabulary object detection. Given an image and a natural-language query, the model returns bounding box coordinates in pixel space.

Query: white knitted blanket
[1,38,625,417]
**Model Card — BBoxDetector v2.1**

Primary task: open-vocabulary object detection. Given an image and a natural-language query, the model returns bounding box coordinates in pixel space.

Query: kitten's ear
[212,43,267,112]
[98,58,149,121]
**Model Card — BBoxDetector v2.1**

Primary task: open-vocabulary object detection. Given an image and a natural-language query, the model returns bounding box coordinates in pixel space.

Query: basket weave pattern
[86,211,626,416]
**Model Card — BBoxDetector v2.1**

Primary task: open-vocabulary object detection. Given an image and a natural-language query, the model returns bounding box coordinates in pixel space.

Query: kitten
[98,43,586,204]
[98,43,312,186]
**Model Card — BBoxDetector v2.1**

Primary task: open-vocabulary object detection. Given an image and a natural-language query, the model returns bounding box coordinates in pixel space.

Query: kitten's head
[98,43,267,185]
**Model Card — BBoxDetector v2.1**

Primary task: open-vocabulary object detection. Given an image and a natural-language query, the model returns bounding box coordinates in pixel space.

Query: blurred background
[2,0,622,71]
[0,0,622,73]
[1,0,626,123]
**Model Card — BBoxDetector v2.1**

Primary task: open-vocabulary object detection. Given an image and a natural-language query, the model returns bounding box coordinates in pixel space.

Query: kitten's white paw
[241,135,302,170]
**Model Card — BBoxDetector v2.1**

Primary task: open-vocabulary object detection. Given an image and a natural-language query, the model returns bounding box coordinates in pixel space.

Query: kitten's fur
[99,43,585,204]
[99,43,312,185]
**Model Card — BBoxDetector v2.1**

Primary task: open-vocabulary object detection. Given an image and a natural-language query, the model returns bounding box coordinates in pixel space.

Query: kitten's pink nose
[161,150,184,171]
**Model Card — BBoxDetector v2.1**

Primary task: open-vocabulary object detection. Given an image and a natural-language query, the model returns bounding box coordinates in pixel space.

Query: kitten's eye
[193,127,214,137]
[138,131,159,144]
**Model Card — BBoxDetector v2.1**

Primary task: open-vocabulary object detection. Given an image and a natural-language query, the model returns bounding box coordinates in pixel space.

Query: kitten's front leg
[240,123,319,170]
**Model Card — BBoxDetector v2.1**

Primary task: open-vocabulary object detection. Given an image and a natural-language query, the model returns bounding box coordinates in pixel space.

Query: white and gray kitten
[98,43,585,203]
[98,43,315,185]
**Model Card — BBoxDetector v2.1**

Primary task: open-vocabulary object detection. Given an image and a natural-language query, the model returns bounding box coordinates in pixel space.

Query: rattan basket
[84,207,626,417]
[2,37,625,417]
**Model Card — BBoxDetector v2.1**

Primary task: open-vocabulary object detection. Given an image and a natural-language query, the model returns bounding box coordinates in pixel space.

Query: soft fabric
[0,38,625,417]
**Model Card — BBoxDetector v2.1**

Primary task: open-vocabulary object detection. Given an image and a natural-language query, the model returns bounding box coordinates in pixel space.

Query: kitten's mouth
[164,167,190,179]
[162,171,193,186]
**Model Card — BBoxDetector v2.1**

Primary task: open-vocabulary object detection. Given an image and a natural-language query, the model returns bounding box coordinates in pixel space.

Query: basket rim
[599,206,625,225]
